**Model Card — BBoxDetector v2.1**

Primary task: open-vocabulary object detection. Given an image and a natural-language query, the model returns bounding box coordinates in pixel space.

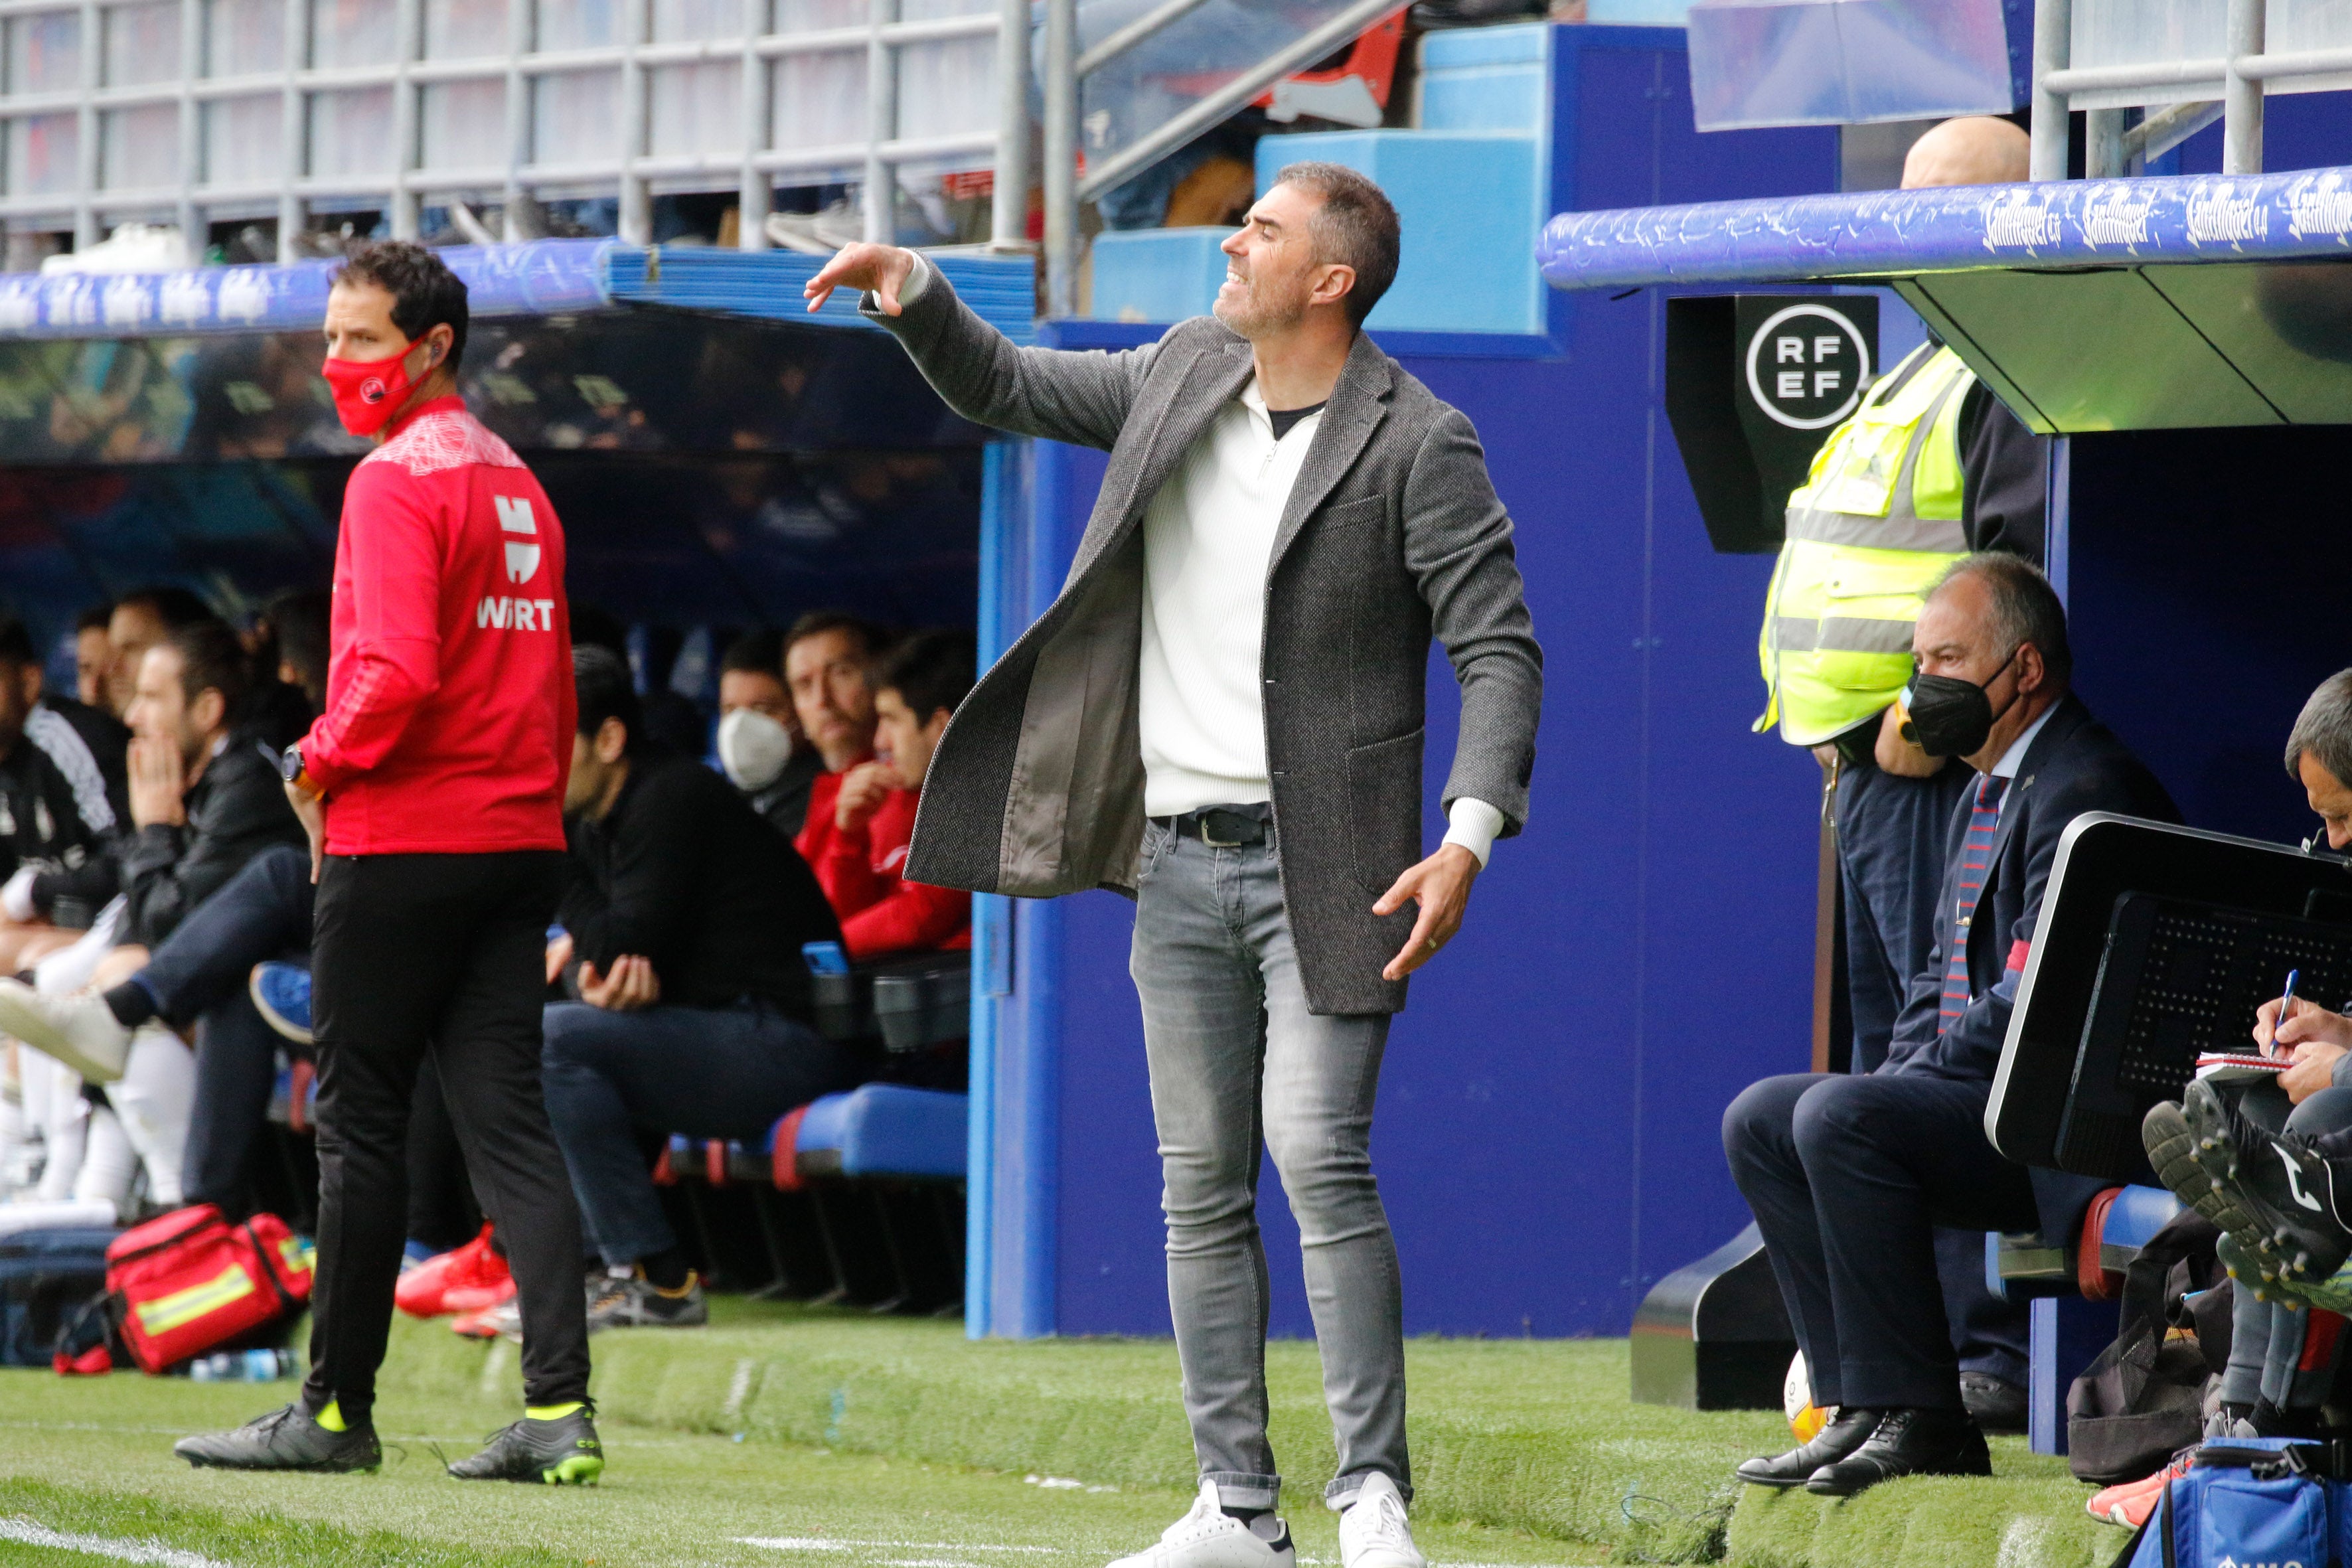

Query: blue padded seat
[767,1085,967,1185]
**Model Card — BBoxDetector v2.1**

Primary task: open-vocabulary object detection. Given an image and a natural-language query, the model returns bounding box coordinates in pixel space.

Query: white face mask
[716,708,793,793]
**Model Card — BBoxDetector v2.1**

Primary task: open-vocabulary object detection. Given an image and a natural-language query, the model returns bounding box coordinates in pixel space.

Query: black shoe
[1804,1407,1991,1496]
[1734,1405,1881,1488]
[2146,1099,2262,1238]
[1960,1372,2027,1435]
[586,1269,707,1333]
[446,1404,603,1484]
[174,1403,380,1472]
[2185,1078,2352,1281]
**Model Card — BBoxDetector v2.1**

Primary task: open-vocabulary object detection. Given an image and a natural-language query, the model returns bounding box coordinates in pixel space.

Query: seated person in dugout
[815,629,975,961]
[788,610,888,869]
[717,628,823,841]
[538,647,856,1334]
[0,615,127,975]
[1724,553,2177,1497]
[0,619,307,1216]
[2144,669,2352,1386]
[0,606,327,1217]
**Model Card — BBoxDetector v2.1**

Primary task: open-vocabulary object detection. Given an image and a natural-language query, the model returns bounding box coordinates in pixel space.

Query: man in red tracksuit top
[175,242,601,1485]
[801,629,976,961]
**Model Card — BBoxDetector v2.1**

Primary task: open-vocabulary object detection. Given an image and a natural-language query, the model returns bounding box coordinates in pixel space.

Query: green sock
[313,1400,347,1433]
[526,1401,584,1422]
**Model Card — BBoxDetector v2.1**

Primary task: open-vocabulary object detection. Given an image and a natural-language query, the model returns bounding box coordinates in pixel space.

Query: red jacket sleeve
[815,819,889,921]
[303,467,444,791]
[833,790,970,960]
[840,879,971,961]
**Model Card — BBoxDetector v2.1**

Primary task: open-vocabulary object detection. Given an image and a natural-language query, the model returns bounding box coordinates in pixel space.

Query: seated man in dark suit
[1723,553,2178,1496]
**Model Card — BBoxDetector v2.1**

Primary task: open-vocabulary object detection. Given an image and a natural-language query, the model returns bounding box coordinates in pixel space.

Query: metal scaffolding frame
[2031,0,2352,180]
[0,0,1031,262]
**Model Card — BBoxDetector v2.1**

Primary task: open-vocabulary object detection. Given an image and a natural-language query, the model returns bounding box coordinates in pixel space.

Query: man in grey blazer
[807,163,1541,1568]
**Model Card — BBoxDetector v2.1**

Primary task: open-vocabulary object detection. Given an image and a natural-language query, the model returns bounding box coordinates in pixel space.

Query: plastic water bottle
[187,1348,293,1381]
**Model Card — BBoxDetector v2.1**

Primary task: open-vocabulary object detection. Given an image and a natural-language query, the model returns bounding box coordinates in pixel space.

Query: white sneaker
[1106,1479,1294,1568]
[0,980,130,1084]
[1336,1474,1425,1568]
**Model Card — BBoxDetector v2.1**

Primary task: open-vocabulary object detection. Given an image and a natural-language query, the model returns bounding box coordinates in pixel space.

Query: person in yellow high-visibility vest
[1754,114,2051,1440]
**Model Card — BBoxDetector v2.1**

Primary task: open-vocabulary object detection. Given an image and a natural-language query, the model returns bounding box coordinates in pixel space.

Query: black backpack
[2067,1208,2230,1484]
[0,1226,114,1368]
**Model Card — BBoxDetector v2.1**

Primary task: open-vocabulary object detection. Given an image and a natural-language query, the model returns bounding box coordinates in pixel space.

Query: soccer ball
[1784,1350,1836,1444]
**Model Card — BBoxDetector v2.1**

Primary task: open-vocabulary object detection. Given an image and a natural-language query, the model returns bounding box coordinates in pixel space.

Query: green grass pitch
[0,1298,2134,1567]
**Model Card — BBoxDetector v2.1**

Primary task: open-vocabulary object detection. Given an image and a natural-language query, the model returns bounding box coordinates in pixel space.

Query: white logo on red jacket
[478,596,558,631]
[495,495,541,584]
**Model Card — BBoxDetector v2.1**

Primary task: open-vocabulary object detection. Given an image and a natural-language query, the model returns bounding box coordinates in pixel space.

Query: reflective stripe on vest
[1757,345,1976,745]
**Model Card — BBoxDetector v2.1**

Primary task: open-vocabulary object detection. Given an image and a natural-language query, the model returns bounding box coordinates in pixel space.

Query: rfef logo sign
[1741,301,1872,431]
[1663,292,1880,554]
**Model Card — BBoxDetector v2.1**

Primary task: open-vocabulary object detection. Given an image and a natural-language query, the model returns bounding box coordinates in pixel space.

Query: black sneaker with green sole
[174,1403,381,1472]
[447,1406,604,1485]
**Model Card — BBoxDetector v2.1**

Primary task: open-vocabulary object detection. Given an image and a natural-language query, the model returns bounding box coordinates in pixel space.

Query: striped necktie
[1939,773,2009,1038]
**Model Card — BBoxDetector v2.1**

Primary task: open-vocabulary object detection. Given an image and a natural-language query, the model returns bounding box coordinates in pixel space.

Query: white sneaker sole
[0,982,127,1083]
[248,968,314,1046]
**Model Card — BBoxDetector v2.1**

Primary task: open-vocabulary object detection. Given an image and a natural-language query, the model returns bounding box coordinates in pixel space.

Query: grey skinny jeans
[1130,813,1409,1513]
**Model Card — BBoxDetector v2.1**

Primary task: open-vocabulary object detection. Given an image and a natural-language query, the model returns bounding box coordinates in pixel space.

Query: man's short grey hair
[1272,161,1400,328]
[1929,551,2072,687]
[2286,670,2352,785]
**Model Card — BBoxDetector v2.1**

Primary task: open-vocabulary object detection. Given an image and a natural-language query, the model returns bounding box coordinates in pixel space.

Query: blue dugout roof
[0,236,1036,344]
[1539,167,2352,433]
[1537,166,2352,291]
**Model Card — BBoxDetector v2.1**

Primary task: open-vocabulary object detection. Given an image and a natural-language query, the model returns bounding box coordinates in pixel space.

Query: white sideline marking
[742,1541,1059,1555]
[737,1540,1551,1568]
[0,1518,234,1568]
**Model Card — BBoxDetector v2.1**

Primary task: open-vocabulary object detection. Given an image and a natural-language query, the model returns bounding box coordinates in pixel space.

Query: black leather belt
[1154,804,1271,846]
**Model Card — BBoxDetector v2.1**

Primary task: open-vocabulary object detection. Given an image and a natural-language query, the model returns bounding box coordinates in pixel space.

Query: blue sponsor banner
[0,238,615,339]
[1539,166,2352,291]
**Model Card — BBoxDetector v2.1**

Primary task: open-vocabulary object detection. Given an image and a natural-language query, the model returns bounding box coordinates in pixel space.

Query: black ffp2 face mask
[1901,652,2020,758]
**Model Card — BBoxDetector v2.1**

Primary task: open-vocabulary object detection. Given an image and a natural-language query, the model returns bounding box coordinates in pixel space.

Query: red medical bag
[105,1205,313,1373]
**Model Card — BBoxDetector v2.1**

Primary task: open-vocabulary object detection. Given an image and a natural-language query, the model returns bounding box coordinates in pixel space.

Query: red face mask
[321,341,425,436]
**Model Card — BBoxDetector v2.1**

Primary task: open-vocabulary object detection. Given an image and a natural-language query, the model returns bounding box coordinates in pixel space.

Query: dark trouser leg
[1936,1228,2028,1388]
[305,858,442,1429]
[183,992,283,1213]
[540,1000,854,1269]
[406,1054,481,1255]
[1792,1073,2041,1411]
[305,851,581,1427]
[419,853,588,1411]
[1834,761,2023,1385]
[136,844,313,1021]
[1725,1073,1844,1405]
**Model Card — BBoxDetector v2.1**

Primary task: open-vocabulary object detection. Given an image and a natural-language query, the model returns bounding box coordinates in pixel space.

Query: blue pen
[2273,969,2300,1056]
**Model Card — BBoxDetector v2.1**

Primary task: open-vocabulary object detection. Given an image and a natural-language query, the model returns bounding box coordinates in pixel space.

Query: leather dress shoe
[1734,1405,1880,1488]
[1960,1372,2027,1435]
[1806,1407,1991,1496]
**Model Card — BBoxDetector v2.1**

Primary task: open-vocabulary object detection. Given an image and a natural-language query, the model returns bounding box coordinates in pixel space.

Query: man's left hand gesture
[1374,844,1480,981]
[129,736,187,830]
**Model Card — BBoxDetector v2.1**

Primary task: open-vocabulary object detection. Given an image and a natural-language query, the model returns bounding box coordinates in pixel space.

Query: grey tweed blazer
[864,272,1542,1015]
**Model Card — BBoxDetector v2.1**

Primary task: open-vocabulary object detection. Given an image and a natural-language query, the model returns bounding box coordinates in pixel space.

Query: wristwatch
[280,744,315,797]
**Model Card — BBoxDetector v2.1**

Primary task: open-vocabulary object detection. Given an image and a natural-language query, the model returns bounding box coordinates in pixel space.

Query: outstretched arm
[807,243,1159,452]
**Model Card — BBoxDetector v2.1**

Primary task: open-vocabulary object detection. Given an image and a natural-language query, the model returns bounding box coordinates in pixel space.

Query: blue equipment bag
[0,1226,115,1366]
[2116,1437,2352,1568]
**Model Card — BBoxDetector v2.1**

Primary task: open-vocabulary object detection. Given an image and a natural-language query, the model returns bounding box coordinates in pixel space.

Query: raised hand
[834,759,894,833]
[804,243,917,316]
[129,735,188,830]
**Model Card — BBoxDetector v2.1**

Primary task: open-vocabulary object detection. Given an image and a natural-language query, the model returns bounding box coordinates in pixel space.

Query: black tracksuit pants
[303,850,587,1426]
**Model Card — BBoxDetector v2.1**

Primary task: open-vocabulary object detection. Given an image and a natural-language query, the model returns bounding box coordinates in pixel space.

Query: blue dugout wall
[968,27,1844,1340]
